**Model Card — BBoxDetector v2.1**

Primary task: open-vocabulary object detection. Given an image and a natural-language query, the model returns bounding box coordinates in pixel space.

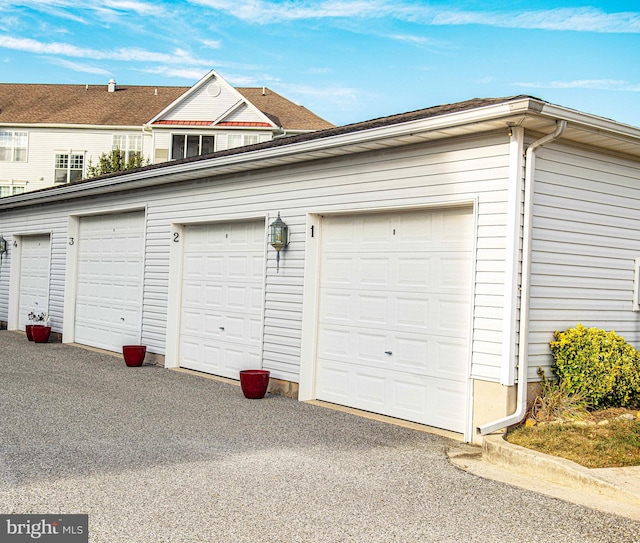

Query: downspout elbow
[477,120,567,436]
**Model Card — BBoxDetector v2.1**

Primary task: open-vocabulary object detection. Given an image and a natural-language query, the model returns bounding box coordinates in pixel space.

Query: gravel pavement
[1,331,639,543]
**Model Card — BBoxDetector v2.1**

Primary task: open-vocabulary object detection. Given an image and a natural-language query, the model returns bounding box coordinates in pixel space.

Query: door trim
[165,215,269,371]
[8,233,52,331]
[63,208,147,347]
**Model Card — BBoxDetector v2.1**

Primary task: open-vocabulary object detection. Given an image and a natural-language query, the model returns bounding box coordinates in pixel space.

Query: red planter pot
[25,324,34,341]
[123,345,146,367]
[31,325,51,343]
[239,369,270,399]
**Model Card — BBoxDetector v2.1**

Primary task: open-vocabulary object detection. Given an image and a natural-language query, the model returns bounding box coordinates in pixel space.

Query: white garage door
[179,220,265,379]
[316,207,473,433]
[18,234,51,330]
[75,211,145,351]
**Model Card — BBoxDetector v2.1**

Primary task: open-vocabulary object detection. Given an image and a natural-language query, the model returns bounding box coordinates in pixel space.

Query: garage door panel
[318,255,354,286]
[435,338,469,379]
[318,359,467,433]
[359,294,390,325]
[18,235,51,330]
[440,256,473,288]
[321,290,455,336]
[359,257,390,287]
[397,256,431,288]
[436,296,471,333]
[316,208,472,432]
[324,253,464,293]
[395,296,429,330]
[179,220,265,379]
[75,211,145,352]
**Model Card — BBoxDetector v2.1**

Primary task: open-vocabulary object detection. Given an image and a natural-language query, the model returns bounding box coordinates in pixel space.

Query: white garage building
[1,95,639,442]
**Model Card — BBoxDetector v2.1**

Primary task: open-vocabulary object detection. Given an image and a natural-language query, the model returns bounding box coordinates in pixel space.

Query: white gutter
[478,119,567,436]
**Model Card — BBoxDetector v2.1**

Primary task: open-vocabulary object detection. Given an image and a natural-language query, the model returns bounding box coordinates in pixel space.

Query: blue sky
[0,1,639,127]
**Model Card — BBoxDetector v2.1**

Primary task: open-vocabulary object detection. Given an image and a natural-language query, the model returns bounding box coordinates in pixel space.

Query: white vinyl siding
[0,134,512,382]
[527,143,640,379]
[0,128,153,192]
[161,80,239,122]
[222,104,264,124]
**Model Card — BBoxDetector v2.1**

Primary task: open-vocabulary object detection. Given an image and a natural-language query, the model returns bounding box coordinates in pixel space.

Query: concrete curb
[483,434,640,506]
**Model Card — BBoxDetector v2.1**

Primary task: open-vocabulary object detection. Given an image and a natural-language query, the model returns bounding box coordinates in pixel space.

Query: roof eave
[2,97,639,210]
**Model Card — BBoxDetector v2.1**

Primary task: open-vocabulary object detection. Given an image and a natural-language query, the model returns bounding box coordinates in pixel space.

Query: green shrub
[550,324,640,409]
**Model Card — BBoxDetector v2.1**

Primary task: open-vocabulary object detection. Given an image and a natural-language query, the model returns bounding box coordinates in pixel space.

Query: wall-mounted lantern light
[269,212,289,273]
[0,234,6,266]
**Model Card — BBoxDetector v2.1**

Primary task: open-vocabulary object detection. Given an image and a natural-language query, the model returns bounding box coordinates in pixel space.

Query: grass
[506,408,640,468]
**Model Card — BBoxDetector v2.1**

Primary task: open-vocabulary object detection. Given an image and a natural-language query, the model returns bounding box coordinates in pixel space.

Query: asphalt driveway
[1,331,639,542]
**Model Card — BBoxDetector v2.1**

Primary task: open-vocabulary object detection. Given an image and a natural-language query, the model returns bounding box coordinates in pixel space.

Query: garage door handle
[385,351,392,355]
[219,327,225,331]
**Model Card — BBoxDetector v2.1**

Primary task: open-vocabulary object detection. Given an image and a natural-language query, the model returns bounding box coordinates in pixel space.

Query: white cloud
[140,66,211,80]
[201,39,223,49]
[432,7,640,33]
[514,79,640,92]
[189,0,395,23]
[3,0,166,23]
[48,58,112,76]
[0,35,213,66]
[188,1,640,33]
[278,82,360,103]
[103,0,167,16]
[223,72,281,86]
[383,33,452,50]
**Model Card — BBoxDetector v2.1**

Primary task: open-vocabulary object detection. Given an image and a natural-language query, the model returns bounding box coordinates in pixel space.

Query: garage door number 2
[173,232,180,243]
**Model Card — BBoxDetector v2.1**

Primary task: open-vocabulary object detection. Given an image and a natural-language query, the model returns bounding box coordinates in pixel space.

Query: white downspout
[478,119,567,436]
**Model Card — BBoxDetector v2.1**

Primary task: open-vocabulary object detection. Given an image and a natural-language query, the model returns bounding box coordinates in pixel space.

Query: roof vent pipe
[108,79,117,93]
[478,119,567,437]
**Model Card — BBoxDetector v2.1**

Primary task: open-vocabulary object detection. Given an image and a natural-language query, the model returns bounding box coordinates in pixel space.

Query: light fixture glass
[269,213,289,272]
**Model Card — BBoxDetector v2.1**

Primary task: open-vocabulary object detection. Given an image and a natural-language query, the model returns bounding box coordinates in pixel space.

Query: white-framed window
[227,134,259,149]
[171,134,215,159]
[0,184,26,198]
[0,131,28,162]
[55,152,84,183]
[112,134,143,162]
